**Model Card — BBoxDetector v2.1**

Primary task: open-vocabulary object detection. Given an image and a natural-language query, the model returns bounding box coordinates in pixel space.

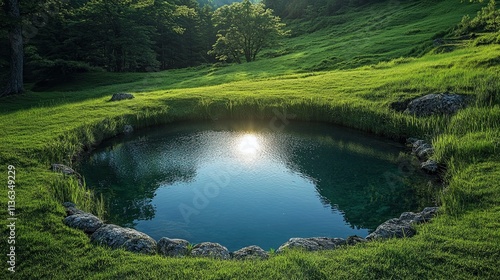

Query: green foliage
[455,0,500,35]
[210,0,289,63]
[68,0,161,72]
[3,0,218,80]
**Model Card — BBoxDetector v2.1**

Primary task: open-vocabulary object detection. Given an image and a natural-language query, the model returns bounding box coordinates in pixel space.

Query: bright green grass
[1,1,500,279]
[32,0,482,93]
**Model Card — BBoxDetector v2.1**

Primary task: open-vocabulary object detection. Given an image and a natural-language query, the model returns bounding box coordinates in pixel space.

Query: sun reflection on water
[238,134,260,156]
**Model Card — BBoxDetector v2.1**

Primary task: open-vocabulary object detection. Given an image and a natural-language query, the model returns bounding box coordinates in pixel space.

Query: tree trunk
[2,0,24,97]
[244,50,252,63]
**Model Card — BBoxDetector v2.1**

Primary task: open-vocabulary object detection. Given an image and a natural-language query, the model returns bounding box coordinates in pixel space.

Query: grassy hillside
[1,0,499,279]
[30,0,481,93]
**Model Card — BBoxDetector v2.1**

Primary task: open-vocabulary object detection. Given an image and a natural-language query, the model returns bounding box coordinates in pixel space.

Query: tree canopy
[1,0,219,91]
[210,0,288,63]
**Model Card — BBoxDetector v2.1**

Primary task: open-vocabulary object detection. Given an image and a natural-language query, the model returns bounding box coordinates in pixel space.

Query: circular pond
[81,120,425,251]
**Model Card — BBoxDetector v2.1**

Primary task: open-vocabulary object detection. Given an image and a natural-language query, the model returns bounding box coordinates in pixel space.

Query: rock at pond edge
[366,207,440,240]
[51,164,76,176]
[366,218,416,240]
[63,202,85,216]
[346,235,367,245]
[420,207,439,221]
[123,124,134,134]
[404,93,466,117]
[421,160,439,174]
[276,237,346,253]
[91,224,157,255]
[157,238,190,257]
[232,245,269,260]
[190,242,230,260]
[64,213,104,234]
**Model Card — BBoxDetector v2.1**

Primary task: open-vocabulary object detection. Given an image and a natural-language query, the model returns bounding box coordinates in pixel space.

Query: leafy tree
[28,0,212,74]
[456,0,499,35]
[67,0,160,72]
[149,0,215,69]
[210,0,288,63]
[1,0,67,94]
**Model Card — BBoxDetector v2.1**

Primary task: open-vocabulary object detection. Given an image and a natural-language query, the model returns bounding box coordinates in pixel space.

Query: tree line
[1,0,216,77]
[3,0,496,96]
[0,0,286,95]
[1,0,284,95]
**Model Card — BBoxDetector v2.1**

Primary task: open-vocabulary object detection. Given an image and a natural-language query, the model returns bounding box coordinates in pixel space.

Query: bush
[455,0,500,35]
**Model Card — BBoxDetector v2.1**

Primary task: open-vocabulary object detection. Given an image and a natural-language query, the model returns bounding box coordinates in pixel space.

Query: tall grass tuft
[474,75,500,107]
[51,176,105,219]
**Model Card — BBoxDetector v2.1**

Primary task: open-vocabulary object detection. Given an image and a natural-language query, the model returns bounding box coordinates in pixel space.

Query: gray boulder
[51,164,76,176]
[64,213,103,234]
[409,138,439,172]
[91,224,157,254]
[366,218,416,240]
[415,144,434,160]
[420,207,439,221]
[123,237,158,255]
[346,235,367,245]
[110,93,135,102]
[276,237,346,253]
[412,140,426,150]
[404,93,466,117]
[63,202,76,208]
[421,160,439,173]
[157,238,190,257]
[399,211,423,223]
[411,139,434,160]
[62,202,85,216]
[123,124,134,134]
[232,245,269,260]
[190,242,230,260]
[65,207,85,216]
[367,207,440,240]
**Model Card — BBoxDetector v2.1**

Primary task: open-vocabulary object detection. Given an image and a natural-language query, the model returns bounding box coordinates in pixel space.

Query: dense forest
[1,0,217,81]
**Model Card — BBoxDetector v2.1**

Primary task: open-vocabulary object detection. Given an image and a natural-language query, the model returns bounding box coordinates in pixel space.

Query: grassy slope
[1,0,500,279]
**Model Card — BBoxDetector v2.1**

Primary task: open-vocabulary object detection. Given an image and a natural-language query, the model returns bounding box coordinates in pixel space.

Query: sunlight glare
[238,134,260,155]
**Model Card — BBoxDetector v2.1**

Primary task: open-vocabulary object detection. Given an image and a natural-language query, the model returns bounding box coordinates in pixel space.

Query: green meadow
[1,0,499,278]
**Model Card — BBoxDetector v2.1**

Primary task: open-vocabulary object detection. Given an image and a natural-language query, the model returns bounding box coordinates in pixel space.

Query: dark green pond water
[81,120,424,251]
